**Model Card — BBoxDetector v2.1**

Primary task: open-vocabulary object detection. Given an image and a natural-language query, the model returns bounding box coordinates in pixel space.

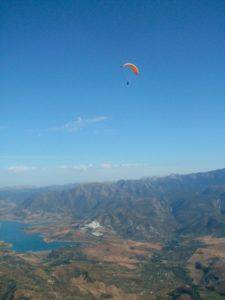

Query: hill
[12,168,225,242]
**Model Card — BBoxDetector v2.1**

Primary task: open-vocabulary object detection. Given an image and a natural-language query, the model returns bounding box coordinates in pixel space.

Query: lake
[0,220,72,252]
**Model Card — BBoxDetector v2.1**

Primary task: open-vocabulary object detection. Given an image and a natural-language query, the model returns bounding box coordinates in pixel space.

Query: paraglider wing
[123,63,139,75]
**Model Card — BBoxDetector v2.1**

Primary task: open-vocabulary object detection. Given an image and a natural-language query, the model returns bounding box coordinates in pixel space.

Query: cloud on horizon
[59,163,147,171]
[100,163,113,169]
[100,163,148,169]
[6,166,38,174]
[59,164,93,172]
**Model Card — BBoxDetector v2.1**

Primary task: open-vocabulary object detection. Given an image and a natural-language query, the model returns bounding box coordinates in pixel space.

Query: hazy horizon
[1,165,224,188]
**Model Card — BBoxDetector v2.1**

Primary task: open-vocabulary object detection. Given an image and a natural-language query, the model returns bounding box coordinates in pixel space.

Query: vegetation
[1,168,225,298]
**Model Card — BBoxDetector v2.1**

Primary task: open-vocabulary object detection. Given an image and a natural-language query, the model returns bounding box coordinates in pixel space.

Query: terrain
[1,168,225,299]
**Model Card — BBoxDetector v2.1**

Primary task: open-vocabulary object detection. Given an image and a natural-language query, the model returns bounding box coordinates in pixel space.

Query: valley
[1,169,225,299]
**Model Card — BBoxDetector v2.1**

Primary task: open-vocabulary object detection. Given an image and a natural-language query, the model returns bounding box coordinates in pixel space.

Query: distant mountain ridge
[5,168,225,242]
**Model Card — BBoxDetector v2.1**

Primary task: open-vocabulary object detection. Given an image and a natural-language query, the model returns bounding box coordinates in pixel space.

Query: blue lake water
[0,220,72,252]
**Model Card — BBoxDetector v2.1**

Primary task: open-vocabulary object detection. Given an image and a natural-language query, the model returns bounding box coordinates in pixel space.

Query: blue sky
[1,0,225,186]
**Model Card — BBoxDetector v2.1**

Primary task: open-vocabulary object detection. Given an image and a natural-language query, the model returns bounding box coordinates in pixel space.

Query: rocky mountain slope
[1,168,225,299]
[11,168,225,242]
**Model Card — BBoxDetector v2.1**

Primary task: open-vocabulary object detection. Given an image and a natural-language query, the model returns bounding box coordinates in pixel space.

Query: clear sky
[1,0,225,186]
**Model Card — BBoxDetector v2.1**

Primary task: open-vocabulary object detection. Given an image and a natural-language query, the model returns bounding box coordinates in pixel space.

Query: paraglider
[122,63,139,85]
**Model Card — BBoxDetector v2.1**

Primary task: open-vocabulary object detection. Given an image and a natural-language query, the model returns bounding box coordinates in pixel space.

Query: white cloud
[59,164,93,172]
[4,163,149,175]
[100,163,113,169]
[7,166,37,174]
[119,163,144,168]
[49,116,109,133]
[100,163,148,169]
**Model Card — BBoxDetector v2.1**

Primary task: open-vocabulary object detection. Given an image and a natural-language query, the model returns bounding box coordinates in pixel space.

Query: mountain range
[4,168,225,242]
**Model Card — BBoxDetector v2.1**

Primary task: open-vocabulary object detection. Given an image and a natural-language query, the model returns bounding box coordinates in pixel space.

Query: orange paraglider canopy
[123,63,139,75]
